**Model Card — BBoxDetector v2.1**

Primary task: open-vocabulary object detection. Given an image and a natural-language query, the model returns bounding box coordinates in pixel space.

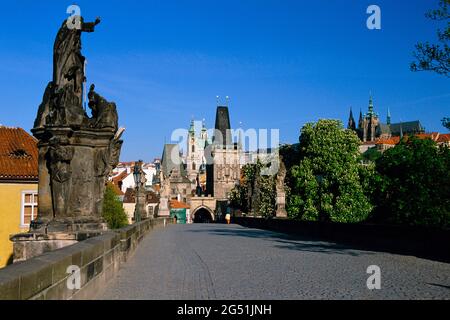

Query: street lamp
[133,160,143,223]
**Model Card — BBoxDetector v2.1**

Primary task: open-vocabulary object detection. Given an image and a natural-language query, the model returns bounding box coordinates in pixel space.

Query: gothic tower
[362,95,380,142]
[347,107,356,131]
[206,105,241,199]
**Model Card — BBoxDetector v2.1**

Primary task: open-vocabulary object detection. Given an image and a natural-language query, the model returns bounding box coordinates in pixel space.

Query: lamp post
[133,160,143,223]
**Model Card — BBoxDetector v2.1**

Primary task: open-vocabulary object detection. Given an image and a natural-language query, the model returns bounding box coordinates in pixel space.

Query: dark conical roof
[213,106,232,146]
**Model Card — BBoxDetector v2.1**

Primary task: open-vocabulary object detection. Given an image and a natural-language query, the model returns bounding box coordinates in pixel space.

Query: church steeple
[387,108,391,125]
[367,93,375,117]
[347,107,356,130]
[358,109,363,129]
[188,119,195,137]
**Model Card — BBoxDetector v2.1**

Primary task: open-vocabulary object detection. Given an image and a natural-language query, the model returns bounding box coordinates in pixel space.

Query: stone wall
[0,218,174,300]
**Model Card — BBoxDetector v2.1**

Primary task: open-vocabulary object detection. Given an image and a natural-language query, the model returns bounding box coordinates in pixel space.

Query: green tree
[288,119,373,223]
[375,137,450,228]
[103,183,128,229]
[442,117,450,130]
[229,160,276,217]
[410,1,450,135]
[361,147,382,163]
[411,0,450,76]
[257,172,276,218]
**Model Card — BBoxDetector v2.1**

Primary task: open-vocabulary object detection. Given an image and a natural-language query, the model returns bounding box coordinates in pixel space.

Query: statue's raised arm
[82,16,101,32]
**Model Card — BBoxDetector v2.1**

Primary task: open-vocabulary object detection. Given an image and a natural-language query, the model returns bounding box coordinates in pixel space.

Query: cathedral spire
[347,107,356,130]
[387,108,391,125]
[368,93,374,116]
[358,108,363,129]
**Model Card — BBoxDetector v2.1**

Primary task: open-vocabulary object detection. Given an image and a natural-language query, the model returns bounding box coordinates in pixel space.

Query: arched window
[192,163,196,170]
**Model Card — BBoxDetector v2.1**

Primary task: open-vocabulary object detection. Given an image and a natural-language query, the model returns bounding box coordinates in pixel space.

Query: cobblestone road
[98,223,450,300]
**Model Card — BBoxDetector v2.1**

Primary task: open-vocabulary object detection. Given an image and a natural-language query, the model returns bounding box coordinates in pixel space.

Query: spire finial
[387,107,391,125]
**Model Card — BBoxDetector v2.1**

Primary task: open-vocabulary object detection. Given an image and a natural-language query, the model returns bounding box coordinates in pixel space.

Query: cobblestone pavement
[98,223,450,300]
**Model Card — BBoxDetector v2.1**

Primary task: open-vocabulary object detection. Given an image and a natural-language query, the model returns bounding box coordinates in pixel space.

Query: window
[192,163,196,170]
[192,145,195,153]
[21,191,38,227]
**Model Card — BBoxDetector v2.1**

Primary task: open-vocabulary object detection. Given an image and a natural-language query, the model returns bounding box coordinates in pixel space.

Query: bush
[102,183,128,229]
[375,137,450,228]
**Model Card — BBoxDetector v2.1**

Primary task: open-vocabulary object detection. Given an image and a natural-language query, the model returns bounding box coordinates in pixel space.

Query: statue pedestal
[10,230,103,263]
[31,126,122,232]
[158,198,170,217]
[275,192,288,218]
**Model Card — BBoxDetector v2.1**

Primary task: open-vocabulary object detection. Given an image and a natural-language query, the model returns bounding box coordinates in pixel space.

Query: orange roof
[376,136,401,146]
[112,170,129,184]
[169,200,190,209]
[415,132,440,141]
[0,126,38,181]
[437,133,450,143]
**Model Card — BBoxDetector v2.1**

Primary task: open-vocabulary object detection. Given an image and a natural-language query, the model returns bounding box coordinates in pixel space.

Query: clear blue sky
[1,0,449,161]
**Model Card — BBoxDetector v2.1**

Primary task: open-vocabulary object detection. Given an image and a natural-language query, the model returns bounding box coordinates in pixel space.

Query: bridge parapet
[0,218,174,300]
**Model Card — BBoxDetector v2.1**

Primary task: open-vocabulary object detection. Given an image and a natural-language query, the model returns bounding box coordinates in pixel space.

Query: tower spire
[189,119,195,136]
[348,107,356,130]
[368,92,374,116]
[387,108,391,125]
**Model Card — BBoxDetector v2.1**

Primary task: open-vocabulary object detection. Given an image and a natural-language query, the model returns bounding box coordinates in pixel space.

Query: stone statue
[31,16,124,232]
[53,17,100,100]
[47,137,74,217]
[88,84,119,131]
[275,155,288,218]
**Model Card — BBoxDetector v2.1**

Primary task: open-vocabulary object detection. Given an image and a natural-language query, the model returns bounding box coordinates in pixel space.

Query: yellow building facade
[0,183,38,267]
[0,126,39,268]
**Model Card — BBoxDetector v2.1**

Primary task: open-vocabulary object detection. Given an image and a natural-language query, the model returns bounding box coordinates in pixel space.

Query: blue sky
[1,0,449,161]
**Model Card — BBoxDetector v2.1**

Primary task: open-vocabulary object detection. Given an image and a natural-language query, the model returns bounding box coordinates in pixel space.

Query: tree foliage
[374,137,450,228]
[411,0,450,76]
[103,183,128,229]
[442,117,450,130]
[288,119,373,223]
[229,161,276,218]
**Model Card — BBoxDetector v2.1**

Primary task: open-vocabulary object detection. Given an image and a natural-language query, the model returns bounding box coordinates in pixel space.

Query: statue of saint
[53,17,101,102]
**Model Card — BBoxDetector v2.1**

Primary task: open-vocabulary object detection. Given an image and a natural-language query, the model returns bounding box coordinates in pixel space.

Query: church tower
[186,120,207,188]
[347,107,356,131]
[362,95,380,142]
[206,104,241,199]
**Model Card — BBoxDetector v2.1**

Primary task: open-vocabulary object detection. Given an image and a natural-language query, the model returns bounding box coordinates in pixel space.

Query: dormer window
[10,149,30,158]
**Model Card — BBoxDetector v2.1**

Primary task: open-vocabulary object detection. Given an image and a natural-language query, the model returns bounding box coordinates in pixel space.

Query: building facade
[0,126,38,268]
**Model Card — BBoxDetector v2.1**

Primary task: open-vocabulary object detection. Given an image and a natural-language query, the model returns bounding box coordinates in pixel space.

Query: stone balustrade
[0,218,174,300]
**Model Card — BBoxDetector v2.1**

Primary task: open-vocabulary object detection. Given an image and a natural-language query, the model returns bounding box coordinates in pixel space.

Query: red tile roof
[169,200,190,209]
[0,126,38,181]
[112,170,129,184]
[437,133,450,143]
[376,136,401,146]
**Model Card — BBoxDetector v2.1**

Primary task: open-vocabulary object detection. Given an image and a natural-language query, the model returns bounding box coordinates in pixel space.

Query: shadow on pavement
[185,225,376,257]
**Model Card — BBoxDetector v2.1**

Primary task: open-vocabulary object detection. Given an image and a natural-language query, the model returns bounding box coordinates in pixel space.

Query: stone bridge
[1,218,450,300]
